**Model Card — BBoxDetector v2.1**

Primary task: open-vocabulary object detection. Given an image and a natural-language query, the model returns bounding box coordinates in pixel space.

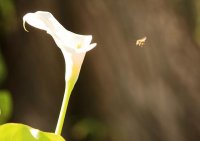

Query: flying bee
[136,37,147,47]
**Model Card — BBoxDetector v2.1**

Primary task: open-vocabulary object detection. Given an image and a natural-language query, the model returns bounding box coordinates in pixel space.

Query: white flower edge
[23,11,97,82]
[23,11,97,54]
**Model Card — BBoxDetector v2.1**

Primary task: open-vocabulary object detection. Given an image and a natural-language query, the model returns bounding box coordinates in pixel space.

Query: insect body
[136,37,147,47]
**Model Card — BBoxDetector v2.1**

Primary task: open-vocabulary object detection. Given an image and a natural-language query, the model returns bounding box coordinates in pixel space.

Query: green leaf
[0,123,66,141]
[0,90,12,124]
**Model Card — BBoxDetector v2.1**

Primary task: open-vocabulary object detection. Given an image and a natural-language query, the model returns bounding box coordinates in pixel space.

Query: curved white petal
[23,11,97,53]
[23,11,97,82]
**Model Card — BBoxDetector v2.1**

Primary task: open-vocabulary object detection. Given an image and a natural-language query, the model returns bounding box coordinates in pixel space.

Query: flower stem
[55,81,74,135]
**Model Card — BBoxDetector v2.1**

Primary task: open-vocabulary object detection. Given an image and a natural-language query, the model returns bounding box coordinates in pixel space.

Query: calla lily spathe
[23,11,96,82]
[23,11,97,135]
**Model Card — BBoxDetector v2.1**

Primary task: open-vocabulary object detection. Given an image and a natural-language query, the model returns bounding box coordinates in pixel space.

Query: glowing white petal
[23,11,96,82]
[23,11,96,53]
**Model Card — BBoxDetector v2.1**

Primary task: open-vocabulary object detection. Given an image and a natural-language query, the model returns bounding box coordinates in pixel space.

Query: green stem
[55,81,74,135]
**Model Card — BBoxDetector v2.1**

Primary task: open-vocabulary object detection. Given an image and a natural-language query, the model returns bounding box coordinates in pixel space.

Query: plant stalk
[55,81,74,135]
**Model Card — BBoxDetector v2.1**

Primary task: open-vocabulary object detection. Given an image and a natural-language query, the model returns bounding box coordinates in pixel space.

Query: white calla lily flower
[23,11,96,82]
[23,11,97,135]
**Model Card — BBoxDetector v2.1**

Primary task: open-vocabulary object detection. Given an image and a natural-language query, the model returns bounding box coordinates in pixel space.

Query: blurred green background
[1,0,200,141]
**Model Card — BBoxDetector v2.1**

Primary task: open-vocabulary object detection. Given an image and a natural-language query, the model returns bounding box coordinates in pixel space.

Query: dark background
[1,0,200,141]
